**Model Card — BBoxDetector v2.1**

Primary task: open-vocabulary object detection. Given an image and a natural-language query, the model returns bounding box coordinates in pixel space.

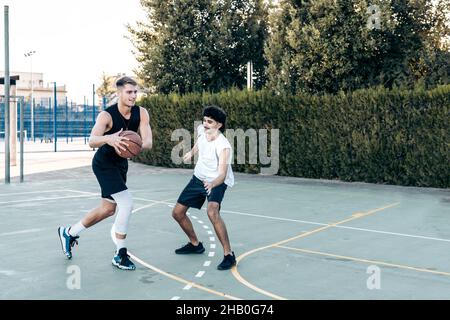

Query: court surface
[1,162,449,300]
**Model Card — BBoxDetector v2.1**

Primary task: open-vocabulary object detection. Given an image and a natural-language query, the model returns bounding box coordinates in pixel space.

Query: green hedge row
[135,85,450,188]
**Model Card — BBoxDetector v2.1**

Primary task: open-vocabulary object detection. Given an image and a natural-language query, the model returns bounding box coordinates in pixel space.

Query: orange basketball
[117,130,143,158]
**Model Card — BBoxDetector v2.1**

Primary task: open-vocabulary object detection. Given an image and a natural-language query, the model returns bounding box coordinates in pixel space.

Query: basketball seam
[127,140,143,148]
[125,140,142,157]
[119,131,142,157]
[123,145,139,157]
[121,132,143,147]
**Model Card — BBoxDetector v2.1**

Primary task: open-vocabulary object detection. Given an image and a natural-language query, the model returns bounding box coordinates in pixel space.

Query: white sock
[68,221,86,236]
[116,238,126,252]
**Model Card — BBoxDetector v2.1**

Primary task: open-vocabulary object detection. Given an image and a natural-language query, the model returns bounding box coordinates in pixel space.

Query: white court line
[210,244,216,249]
[0,189,91,197]
[64,189,99,195]
[338,226,450,243]
[72,194,450,245]
[209,237,215,242]
[202,225,209,229]
[0,228,42,237]
[171,296,181,300]
[111,202,171,245]
[0,194,95,205]
[207,231,213,235]
[208,252,215,257]
[220,208,450,244]
[222,209,326,226]
[0,270,16,276]
[15,191,446,245]
[176,209,214,299]
[195,271,205,278]
[133,202,169,214]
[134,197,177,205]
[129,253,240,300]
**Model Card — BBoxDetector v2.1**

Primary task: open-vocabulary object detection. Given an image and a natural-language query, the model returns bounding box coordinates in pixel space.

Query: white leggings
[111,189,133,235]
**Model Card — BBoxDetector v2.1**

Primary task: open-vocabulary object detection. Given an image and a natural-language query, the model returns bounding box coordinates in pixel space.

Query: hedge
[134,85,450,188]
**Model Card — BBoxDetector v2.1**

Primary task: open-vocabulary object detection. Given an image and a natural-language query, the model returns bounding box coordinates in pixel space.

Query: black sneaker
[175,242,205,254]
[217,252,236,270]
[112,248,136,271]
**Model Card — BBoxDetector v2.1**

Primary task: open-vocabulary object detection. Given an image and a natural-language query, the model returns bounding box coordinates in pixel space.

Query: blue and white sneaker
[58,226,79,260]
[112,248,136,271]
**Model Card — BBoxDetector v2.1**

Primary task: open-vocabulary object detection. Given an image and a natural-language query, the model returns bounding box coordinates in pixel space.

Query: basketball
[117,130,143,158]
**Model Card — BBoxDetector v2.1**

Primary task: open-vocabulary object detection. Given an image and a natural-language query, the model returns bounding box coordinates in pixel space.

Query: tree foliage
[129,0,268,94]
[265,0,450,94]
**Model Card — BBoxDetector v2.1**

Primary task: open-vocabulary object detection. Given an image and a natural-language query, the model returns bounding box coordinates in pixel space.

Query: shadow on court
[0,162,449,299]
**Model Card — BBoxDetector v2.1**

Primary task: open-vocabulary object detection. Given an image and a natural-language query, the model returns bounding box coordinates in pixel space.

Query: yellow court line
[231,202,400,300]
[128,200,241,300]
[129,253,241,300]
[277,245,450,277]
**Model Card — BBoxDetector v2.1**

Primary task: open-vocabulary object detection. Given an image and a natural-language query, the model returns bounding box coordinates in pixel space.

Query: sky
[0,0,146,103]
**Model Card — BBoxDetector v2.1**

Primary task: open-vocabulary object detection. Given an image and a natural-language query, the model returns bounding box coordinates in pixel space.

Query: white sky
[0,0,146,103]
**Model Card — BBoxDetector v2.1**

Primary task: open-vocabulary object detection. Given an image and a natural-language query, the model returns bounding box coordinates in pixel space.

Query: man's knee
[118,199,133,213]
[102,203,116,217]
[110,190,133,214]
[207,203,220,221]
[172,205,187,221]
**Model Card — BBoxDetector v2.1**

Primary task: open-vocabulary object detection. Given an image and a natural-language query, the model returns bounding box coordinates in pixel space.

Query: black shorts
[177,175,227,210]
[92,155,128,200]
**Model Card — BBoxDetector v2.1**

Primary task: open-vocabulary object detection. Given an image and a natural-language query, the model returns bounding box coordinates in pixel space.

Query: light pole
[24,50,36,141]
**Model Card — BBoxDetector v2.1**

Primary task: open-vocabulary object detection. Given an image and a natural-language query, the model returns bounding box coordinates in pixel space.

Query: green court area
[0,163,449,299]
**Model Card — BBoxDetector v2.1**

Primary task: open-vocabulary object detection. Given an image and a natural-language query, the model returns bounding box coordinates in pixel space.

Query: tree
[129,0,214,94]
[129,0,268,94]
[373,0,450,88]
[264,0,450,94]
[210,0,269,90]
[96,72,118,107]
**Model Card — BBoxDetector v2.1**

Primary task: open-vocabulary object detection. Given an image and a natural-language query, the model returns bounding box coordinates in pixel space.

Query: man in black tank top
[58,76,152,270]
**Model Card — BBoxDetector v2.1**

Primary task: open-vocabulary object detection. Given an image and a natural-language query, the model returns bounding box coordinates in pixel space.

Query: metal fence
[0,97,103,142]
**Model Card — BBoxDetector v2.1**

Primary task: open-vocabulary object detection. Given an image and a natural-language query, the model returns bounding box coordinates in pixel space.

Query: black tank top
[94,103,141,163]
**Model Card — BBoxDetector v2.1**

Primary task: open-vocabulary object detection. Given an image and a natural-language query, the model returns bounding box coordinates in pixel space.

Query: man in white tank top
[172,105,236,270]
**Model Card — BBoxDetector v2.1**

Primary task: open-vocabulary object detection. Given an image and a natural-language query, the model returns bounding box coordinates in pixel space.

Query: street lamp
[24,50,36,141]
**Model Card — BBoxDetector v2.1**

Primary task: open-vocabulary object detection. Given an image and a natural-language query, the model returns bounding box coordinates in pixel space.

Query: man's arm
[139,107,153,150]
[183,124,203,163]
[203,148,230,195]
[183,142,199,163]
[89,111,129,155]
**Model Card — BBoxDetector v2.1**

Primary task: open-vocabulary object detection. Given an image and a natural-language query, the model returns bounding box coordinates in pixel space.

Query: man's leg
[206,202,232,255]
[172,203,200,245]
[79,199,117,229]
[110,189,136,270]
[58,199,116,259]
[207,202,236,270]
[111,190,133,245]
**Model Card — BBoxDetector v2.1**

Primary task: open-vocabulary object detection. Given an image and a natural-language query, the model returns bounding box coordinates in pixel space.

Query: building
[0,71,67,104]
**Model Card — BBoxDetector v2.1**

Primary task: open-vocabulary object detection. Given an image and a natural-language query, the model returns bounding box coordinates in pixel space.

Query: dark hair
[203,105,227,132]
[116,76,137,88]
